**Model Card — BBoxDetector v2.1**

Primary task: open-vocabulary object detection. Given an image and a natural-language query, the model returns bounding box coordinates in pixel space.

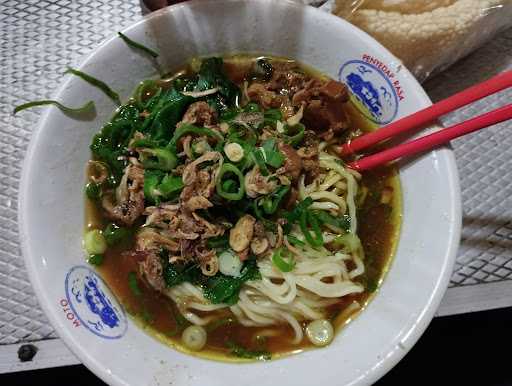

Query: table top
[1,0,512,375]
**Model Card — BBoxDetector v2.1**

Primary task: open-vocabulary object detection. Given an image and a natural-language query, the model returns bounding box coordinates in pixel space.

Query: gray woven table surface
[0,0,511,368]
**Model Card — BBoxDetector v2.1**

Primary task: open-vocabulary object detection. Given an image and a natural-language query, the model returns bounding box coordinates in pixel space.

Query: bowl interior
[19,1,460,385]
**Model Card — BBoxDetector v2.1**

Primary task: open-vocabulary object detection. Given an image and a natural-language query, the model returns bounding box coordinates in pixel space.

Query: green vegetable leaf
[103,223,131,246]
[203,258,261,305]
[118,32,159,58]
[66,67,121,105]
[13,99,95,115]
[143,169,165,204]
[88,254,104,266]
[226,341,271,361]
[85,182,102,201]
[142,88,194,142]
[206,235,230,250]
[312,211,351,232]
[196,57,241,110]
[162,260,202,288]
[158,174,184,197]
[128,271,142,296]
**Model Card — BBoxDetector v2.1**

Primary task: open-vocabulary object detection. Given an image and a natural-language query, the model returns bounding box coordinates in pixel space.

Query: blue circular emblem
[338,60,399,125]
[65,266,127,339]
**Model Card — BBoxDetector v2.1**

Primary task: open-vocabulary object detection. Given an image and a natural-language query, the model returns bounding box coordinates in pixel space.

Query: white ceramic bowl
[19,1,461,385]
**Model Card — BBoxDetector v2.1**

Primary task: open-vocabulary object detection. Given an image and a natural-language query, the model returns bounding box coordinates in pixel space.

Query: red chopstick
[340,70,512,156]
[348,103,512,171]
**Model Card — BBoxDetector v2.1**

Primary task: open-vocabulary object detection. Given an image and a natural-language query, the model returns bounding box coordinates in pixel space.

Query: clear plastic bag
[331,0,512,82]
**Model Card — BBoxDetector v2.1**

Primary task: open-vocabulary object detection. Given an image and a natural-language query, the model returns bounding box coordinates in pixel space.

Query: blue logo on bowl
[339,60,399,125]
[65,266,127,339]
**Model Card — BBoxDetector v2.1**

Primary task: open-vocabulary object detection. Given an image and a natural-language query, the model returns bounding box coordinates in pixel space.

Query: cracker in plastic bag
[333,0,512,81]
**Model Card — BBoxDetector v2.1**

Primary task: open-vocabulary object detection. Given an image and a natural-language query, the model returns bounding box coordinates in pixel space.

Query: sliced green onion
[140,147,177,171]
[13,100,95,115]
[134,79,161,107]
[263,108,282,126]
[216,163,245,201]
[218,249,242,277]
[168,124,224,151]
[261,185,290,215]
[66,67,121,105]
[182,325,207,351]
[85,182,102,201]
[299,211,323,248]
[272,247,295,272]
[128,271,142,296]
[313,211,351,232]
[333,233,361,253]
[87,254,104,266]
[118,32,159,58]
[284,197,313,231]
[84,229,107,255]
[251,148,269,176]
[103,223,131,246]
[287,235,305,247]
[283,123,305,147]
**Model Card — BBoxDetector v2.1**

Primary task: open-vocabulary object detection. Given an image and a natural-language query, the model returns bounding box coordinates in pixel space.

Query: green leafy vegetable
[299,210,324,248]
[90,103,142,185]
[66,67,121,105]
[13,99,95,115]
[283,123,305,147]
[207,235,230,250]
[140,147,177,171]
[142,88,194,142]
[226,341,271,361]
[283,197,313,232]
[118,32,159,58]
[250,58,273,81]
[312,211,351,232]
[103,223,131,246]
[251,148,269,176]
[259,185,290,215]
[263,108,282,127]
[85,182,102,200]
[261,139,285,168]
[158,174,184,197]
[128,271,142,296]
[87,254,104,266]
[196,57,241,110]
[203,259,260,305]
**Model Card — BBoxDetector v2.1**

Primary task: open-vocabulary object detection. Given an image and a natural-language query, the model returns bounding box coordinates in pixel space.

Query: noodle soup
[83,55,401,361]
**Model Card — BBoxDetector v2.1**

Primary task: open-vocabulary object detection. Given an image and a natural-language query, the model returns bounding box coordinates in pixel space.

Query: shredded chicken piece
[179,101,218,127]
[244,166,278,198]
[101,163,145,226]
[139,252,166,292]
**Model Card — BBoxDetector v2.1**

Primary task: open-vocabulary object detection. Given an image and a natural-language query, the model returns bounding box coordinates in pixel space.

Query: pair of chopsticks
[341,71,512,171]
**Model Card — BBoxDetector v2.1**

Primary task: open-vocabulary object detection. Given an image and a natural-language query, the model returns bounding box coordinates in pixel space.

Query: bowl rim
[18,1,461,385]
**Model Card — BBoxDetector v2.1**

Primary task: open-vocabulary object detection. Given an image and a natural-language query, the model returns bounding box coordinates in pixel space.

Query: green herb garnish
[128,271,142,297]
[13,100,95,115]
[66,67,121,105]
[118,32,159,58]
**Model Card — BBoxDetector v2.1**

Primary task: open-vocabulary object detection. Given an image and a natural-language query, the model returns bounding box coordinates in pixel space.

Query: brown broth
[85,55,402,362]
